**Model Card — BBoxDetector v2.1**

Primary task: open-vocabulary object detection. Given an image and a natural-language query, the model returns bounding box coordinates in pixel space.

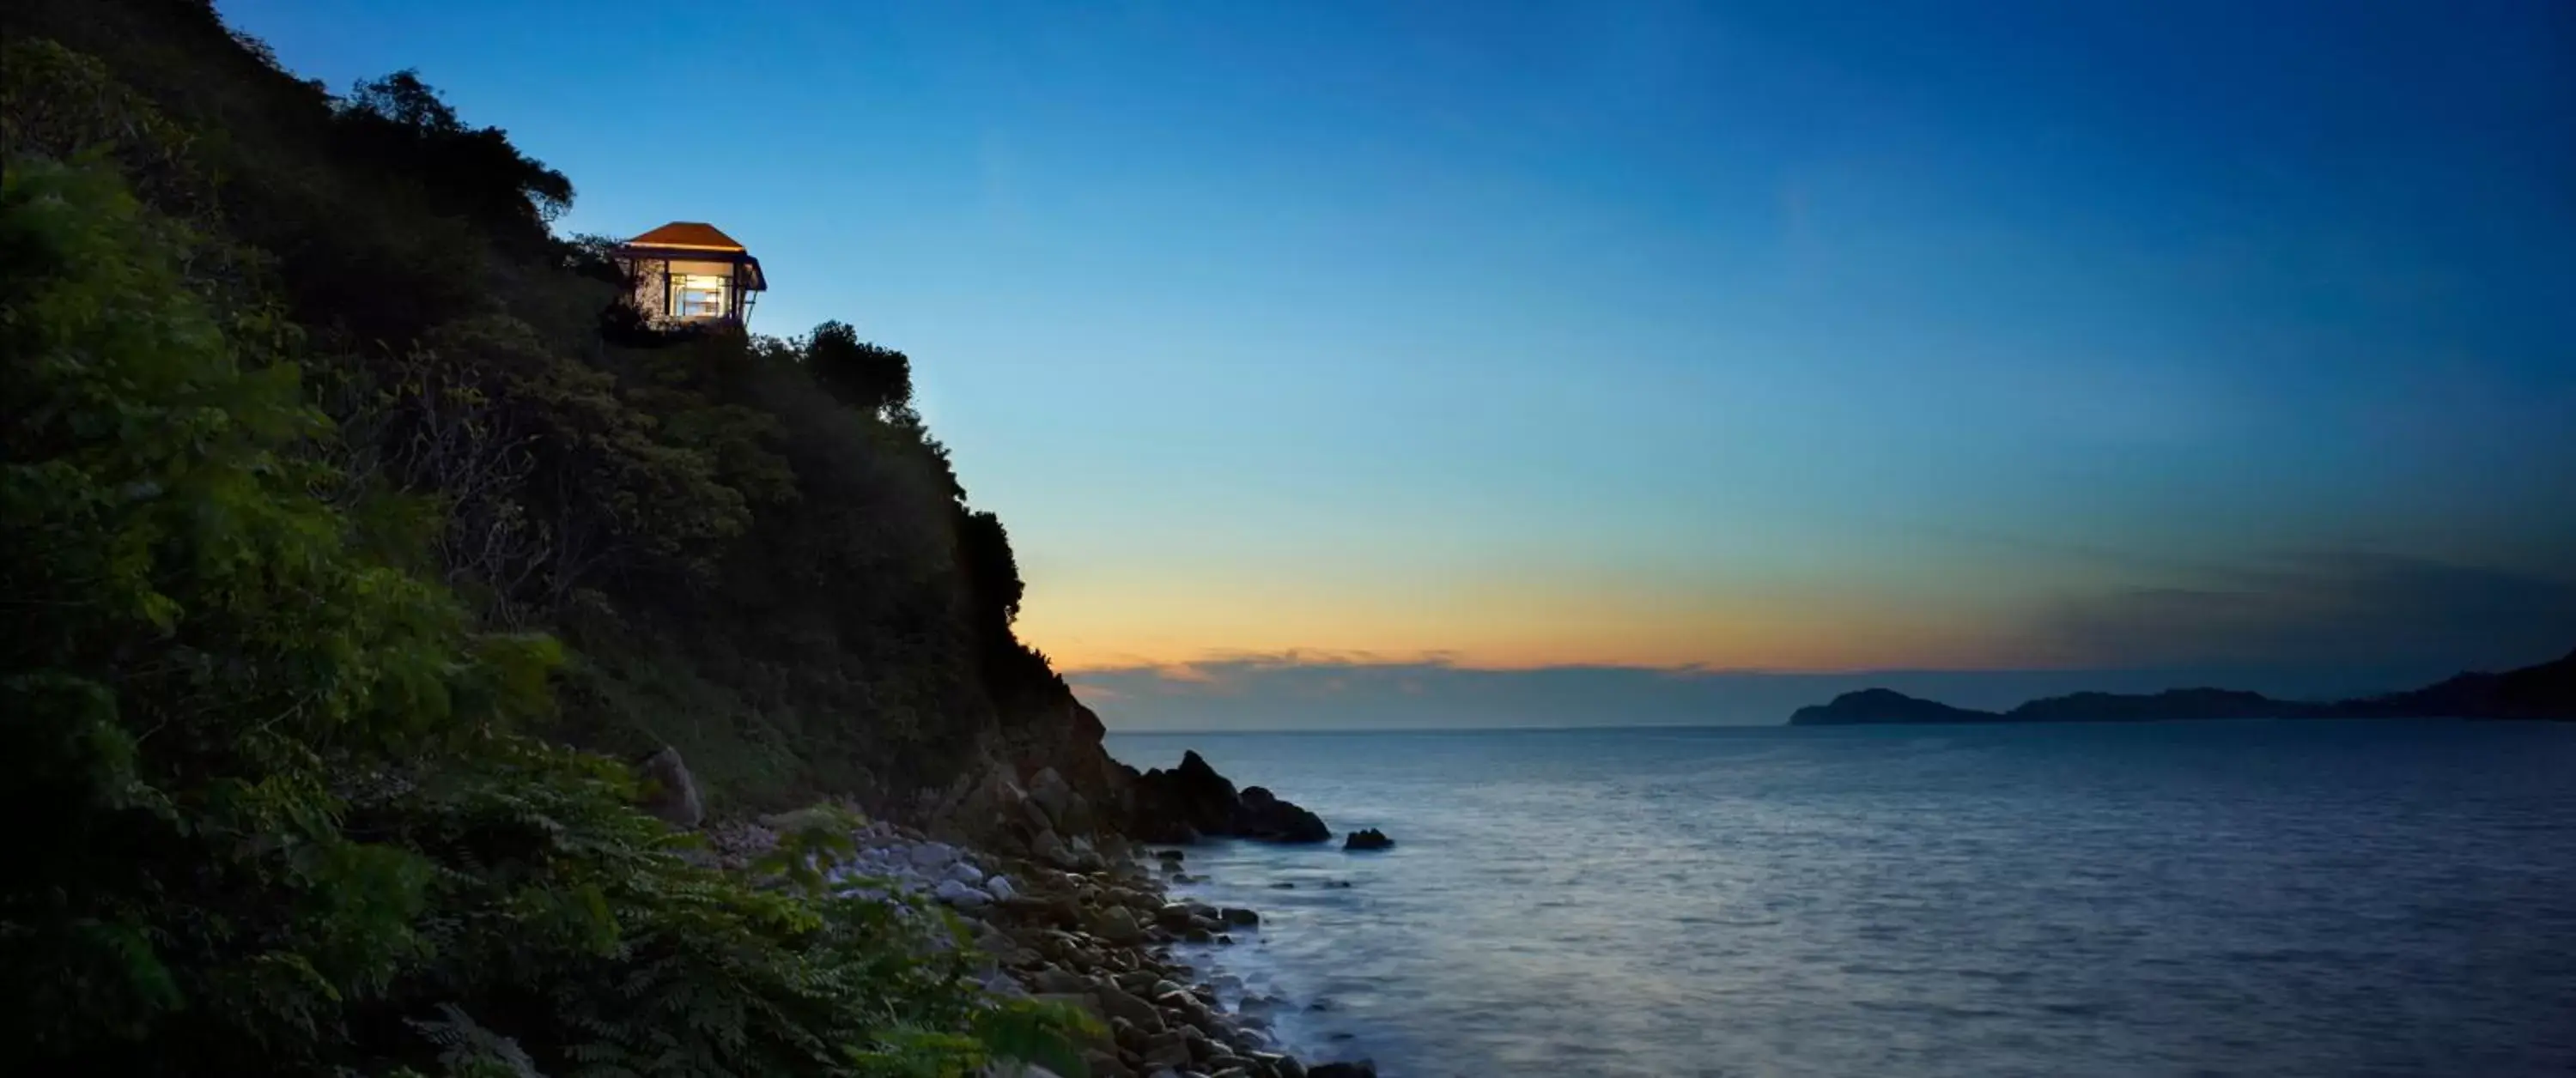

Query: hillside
[3,0,1129,1072]
[1788,648,2576,725]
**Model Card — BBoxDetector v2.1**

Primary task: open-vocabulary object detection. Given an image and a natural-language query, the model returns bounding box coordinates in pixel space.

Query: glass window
[674,274,729,318]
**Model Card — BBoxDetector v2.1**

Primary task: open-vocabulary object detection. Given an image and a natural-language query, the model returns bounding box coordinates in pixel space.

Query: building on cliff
[611,221,768,330]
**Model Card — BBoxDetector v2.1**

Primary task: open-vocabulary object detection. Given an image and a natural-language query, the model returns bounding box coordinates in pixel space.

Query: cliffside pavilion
[611,221,768,329]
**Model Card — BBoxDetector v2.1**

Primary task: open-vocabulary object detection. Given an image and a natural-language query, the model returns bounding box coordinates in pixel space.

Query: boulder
[1131,750,1237,839]
[1342,828,1394,851]
[1031,967,1090,996]
[635,746,703,829]
[1308,1063,1376,1078]
[1084,905,1145,945]
[1130,752,1334,845]
[1218,907,1259,927]
[1026,766,1090,833]
[933,879,993,908]
[1232,787,1330,844]
[1142,1040,1193,1069]
[1026,766,1073,814]
[1093,984,1166,1033]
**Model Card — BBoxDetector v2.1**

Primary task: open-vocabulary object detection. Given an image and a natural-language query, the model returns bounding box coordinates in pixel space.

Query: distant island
[1789,647,2576,725]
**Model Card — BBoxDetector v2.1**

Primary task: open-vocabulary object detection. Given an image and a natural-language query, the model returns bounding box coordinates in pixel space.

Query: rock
[1142,1038,1194,1069]
[1085,905,1145,945]
[1032,967,1090,996]
[1341,828,1393,851]
[1307,1063,1376,1078]
[1153,849,1186,863]
[947,860,991,886]
[1127,750,1235,842]
[933,879,993,907]
[1032,829,1081,869]
[1094,984,1166,1033]
[1231,786,1331,844]
[635,746,703,828]
[986,874,1018,901]
[1025,766,1077,818]
[1218,907,1259,926]
[910,841,959,869]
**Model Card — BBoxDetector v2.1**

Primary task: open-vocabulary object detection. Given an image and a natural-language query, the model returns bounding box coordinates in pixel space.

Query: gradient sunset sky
[222,0,2576,724]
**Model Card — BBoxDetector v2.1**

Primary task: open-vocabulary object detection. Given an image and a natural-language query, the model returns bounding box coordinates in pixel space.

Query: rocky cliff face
[920,695,1139,861]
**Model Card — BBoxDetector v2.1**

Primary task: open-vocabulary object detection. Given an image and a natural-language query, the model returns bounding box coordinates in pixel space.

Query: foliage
[1,147,1088,1078]
[3,0,1105,1070]
[803,321,917,421]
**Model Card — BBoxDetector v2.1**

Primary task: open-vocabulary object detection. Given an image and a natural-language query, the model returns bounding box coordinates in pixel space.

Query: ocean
[1103,721,2576,1077]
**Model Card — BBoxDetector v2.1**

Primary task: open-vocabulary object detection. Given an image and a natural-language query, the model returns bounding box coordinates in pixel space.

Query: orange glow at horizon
[1013,565,2051,675]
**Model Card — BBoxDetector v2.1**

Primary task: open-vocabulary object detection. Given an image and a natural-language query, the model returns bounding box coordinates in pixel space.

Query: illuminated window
[674,274,729,319]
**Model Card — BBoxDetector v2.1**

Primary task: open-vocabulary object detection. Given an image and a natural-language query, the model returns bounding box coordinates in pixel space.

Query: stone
[1085,905,1145,945]
[1218,907,1259,926]
[1143,1039,1194,1069]
[1027,766,1077,822]
[1032,828,1081,869]
[1094,984,1166,1033]
[1230,786,1331,844]
[909,841,958,869]
[933,879,992,907]
[635,746,703,828]
[947,860,990,886]
[1341,828,1394,851]
[1306,1063,1376,1078]
[1032,967,1091,996]
[986,873,1018,901]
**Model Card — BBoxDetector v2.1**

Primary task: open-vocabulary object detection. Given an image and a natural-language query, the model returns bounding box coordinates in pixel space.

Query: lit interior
[674,273,729,319]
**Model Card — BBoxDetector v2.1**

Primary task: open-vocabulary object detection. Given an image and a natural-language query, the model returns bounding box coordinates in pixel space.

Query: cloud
[2023,551,2576,679]
[1064,551,2576,731]
[1067,655,2415,732]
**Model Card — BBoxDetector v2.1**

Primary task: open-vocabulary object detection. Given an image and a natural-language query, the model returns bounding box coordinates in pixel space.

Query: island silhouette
[1789,647,2576,724]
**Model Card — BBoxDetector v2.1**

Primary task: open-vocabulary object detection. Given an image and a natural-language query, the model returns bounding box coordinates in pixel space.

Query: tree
[803,320,915,418]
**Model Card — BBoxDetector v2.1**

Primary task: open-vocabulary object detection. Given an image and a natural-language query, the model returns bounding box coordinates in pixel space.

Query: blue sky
[220,0,2576,724]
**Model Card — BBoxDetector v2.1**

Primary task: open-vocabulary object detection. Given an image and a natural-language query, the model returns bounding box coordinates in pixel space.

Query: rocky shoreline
[704,807,1376,1078]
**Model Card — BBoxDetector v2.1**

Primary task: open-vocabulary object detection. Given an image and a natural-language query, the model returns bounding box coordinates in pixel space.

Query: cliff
[1787,648,2576,725]
[3,2,1137,1071]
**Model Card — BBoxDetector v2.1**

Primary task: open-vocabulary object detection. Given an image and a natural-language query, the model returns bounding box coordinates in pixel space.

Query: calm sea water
[1104,721,2576,1077]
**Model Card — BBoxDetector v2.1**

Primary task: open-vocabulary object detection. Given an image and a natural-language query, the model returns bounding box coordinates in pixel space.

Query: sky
[222,0,2576,727]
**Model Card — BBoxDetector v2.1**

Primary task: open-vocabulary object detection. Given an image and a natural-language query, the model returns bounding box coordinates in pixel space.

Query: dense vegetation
[4,0,1097,1073]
